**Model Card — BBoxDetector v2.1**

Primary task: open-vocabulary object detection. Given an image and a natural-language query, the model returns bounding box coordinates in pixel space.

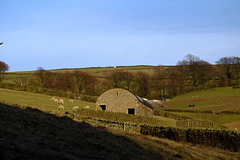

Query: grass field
[0,88,96,112]
[161,87,240,130]
[0,88,177,127]
[165,87,240,112]
[1,87,240,130]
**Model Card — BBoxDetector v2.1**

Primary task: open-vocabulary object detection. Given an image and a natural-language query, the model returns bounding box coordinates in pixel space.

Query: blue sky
[1,0,240,72]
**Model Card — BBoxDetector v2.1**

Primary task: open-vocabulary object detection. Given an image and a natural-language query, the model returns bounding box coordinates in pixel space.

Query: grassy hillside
[0,88,177,127]
[166,87,240,112]
[1,86,240,130]
[161,87,240,130]
[0,88,95,112]
[0,103,239,160]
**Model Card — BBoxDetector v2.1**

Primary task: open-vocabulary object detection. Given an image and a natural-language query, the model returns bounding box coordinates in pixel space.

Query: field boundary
[64,112,239,151]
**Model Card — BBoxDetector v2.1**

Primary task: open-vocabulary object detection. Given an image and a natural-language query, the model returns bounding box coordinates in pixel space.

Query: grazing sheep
[51,97,57,102]
[188,104,195,107]
[72,106,79,110]
[57,105,64,110]
[53,99,58,103]
[84,106,90,109]
[69,99,74,103]
[51,97,56,102]
[51,97,59,103]
[58,98,64,104]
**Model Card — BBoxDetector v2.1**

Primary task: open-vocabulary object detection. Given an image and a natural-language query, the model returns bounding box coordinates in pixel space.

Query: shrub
[140,124,240,151]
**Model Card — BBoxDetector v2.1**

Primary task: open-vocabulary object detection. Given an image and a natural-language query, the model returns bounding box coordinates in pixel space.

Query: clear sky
[1,0,240,72]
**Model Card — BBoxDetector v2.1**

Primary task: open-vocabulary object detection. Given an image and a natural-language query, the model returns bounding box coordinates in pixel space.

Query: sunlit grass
[166,87,240,112]
[0,88,95,112]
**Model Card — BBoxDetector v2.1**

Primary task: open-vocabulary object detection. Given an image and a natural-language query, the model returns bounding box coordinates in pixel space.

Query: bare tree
[0,61,9,81]
[168,67,185,97]
[151,66,168,99]
[108,71,133,90]
[73,71,89,94]
[35,67,48,86]
[73,71,98,95]
[216,56,240,86]
[178,54,212,89]
[231,57,240,86]
[133,71,150,97]
[84,74,98,95]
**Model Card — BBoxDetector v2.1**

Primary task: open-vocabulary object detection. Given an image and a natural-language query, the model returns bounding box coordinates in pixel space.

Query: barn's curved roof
[98,88,153,110]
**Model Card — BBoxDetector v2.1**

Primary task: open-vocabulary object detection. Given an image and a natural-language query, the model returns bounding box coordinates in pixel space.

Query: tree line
[1,54,240,99]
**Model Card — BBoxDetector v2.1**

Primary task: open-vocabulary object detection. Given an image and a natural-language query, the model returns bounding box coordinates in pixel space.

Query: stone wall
[75,115,141,132]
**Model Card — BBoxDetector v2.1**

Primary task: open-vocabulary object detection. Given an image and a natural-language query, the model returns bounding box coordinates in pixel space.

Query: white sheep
[57,105,64,110]
[53,98,58,103]
[72,106,79,110]
[58,98,64,104]
[84,106,90,109]
[69,99,74,103]
[51,97,56,102]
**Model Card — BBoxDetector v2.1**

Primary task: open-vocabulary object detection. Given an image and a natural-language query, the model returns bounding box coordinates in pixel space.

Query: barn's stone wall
[96,88,153,117]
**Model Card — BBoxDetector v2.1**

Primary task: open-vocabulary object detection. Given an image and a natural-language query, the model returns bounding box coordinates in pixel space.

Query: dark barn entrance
[100,105,106,110]
[128,108,135,115]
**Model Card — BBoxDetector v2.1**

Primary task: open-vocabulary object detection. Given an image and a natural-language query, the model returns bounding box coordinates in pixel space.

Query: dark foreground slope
[0,103,239,160]
[0,103,162,160]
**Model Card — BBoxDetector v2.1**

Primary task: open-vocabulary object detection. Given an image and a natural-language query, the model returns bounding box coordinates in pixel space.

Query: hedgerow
[140,125,240,151]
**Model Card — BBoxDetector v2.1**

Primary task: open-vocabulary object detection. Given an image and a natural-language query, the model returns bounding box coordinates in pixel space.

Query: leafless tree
[216,56,240,86]
[108,71,134,91]
[0,61,9,81]
[178,54,212,89]
[133,71,150,97]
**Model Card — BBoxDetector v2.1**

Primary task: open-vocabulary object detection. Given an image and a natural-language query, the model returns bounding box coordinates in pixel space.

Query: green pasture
[0,88,177,127]
[0,88,95,112]
[153,115,176,127]
[1,86,240,130]
[160,87,240,130]
[165,87,240,112]
[176,112,240,130]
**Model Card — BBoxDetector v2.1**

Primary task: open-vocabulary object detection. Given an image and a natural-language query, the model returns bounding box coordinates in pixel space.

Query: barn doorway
[100,105,106,110]
[128,108,135,115]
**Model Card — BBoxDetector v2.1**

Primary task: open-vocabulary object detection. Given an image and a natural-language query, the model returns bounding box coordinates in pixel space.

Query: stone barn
[96,88,154,117]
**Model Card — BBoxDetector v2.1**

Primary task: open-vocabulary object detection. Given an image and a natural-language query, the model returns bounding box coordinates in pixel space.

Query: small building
[96,88,154,117]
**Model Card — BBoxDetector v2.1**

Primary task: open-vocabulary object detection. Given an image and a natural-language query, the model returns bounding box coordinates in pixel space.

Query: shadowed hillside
[0,103,239,160]
[0,103,163,160]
